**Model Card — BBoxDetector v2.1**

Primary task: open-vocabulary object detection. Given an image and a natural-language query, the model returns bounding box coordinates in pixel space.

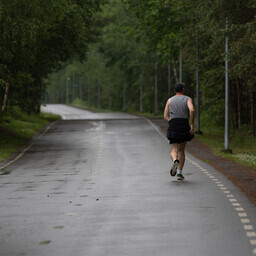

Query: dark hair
[174,82,185,92]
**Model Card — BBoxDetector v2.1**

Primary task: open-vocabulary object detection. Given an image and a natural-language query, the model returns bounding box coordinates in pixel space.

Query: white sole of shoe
[170,161,179,176]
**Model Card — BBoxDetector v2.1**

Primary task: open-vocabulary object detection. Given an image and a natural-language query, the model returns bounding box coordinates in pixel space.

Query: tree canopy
[0,0,102,116]
[1,0,256,136]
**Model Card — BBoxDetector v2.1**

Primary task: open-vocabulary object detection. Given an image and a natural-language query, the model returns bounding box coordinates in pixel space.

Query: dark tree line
[0,0,102,119]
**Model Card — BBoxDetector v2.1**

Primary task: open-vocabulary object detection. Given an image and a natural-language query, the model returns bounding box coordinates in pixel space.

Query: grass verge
[196,122,256,170]
[0,107,60,162]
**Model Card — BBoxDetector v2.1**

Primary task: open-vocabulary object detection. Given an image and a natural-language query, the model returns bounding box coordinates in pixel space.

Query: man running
[164,82,195,180]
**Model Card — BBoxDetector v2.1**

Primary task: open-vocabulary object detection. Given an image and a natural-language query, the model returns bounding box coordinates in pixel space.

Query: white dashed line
[187,157,256,255]
[241,219,250,223]
[238,212,248,217]
[236,207,245,212]
[244,225,254,230]
[247,232,256,237]
[250,240,256,245]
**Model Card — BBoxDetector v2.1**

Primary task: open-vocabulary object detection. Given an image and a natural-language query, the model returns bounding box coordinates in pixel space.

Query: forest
[1,0,256,137]
[0,0,102,115]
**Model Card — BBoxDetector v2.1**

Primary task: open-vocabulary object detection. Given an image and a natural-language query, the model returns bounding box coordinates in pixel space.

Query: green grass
[0,107,60,162]
[196,120,256,170]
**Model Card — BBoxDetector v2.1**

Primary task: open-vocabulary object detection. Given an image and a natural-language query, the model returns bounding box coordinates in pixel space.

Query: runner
[164,82,195,180]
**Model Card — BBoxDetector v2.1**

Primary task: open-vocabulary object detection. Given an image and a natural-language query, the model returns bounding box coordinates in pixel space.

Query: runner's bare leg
[178,142,187,170]
[170,143,179,161]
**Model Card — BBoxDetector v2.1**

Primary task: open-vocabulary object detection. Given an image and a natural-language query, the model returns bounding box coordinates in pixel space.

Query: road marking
[241,219,250,223]
[187,157,256,255]
[38,121,56,138]
[0,121,56,172]
[244,225,254,230]
[238,212,247,217]
[250,240,256,245]
[0,143,34,171]
[146,119,167,140]
[235,207,245,211]
[247,232,256,237]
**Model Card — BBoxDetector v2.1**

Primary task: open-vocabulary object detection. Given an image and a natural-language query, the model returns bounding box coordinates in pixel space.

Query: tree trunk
[1,83,9,113]
[251,91,256,137]
[235,79,241,128]
[171,57,179,83]
[231,80,238,129]
[245,83,249,123]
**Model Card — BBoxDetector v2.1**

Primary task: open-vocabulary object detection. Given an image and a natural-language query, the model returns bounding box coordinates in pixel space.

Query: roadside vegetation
[47,0,256,139]
[0,0,102,119]
[0,1,102,162]
[46,0,255,170]
[0,107,60,162]
[196,115,256,169]
[0,1,255,169]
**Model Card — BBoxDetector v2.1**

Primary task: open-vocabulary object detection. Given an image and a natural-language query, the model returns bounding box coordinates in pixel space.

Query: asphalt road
[0,104,256,256]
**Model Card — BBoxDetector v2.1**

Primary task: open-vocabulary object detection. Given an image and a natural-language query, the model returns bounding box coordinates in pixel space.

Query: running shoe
[177,173,185,180]
[170,159,179,176]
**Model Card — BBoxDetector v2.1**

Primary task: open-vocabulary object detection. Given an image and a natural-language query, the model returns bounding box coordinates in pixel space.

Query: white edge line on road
[147,119,256,254]
[0,121,56,172]
[146,119,167,141]
[187,157,256,254]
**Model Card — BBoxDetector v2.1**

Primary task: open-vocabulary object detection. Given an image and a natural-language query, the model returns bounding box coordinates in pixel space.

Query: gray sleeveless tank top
[169,95,189,120]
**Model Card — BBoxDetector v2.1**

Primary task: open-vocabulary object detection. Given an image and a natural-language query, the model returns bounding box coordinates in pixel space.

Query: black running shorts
[167,118,194,144]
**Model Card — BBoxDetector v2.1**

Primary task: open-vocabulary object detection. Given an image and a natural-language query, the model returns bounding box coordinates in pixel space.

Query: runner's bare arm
[164,99,171,122]
[187,98,195,134]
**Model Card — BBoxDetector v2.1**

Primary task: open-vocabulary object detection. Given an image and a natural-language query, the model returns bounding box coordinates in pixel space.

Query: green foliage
[197,116,256,169]
[0,106,60,162]
[46,0,255,135]
[0,0,102,118]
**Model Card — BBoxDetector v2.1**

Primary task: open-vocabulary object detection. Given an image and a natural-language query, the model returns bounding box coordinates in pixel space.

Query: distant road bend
[0,104,255,256]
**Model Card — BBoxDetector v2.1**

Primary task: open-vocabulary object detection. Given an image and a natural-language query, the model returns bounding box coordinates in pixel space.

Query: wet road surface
[0,104,256,256]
